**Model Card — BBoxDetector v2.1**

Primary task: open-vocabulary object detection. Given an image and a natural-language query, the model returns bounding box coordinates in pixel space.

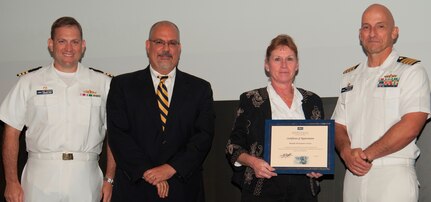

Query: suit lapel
[298,88,312,119]
[164,70,189,132]
[139,66,163,131]
[258,87,272,120]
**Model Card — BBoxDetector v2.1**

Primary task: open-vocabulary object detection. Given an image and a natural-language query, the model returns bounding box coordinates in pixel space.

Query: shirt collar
[364,49,398,70]
[47,62,88,82]
[267,82,304,109]
[267,82,305,119]
[149,66,177,80]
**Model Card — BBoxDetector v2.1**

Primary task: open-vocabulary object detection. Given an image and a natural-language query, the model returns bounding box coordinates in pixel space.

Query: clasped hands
[341,148,372,176]
[143,164,176,199]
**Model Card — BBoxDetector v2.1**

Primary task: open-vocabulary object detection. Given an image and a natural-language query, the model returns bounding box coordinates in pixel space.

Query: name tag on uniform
[341,83,353,93]
[36,89,53,95]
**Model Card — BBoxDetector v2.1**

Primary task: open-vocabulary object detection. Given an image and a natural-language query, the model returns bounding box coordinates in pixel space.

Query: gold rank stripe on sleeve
[89,67,114,77]
[16,66,42,77]
[397,56,421,65]
[343,64,359,74]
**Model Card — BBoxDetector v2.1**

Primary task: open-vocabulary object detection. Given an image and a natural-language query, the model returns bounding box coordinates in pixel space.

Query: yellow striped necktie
[157,76,169,131]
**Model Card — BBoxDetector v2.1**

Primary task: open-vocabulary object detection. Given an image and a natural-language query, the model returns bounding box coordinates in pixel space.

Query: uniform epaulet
[16,66,42,77]
[89,67,114,77]
[343,64,359,74]
[397,56,420,65]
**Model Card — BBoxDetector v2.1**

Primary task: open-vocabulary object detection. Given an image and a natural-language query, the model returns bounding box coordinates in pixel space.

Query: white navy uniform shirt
[332,50,431,159]
[0,63,111,154]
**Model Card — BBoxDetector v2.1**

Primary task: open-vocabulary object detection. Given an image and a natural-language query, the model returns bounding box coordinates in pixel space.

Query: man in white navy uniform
[0,17,115,202]
[332,4,431,202]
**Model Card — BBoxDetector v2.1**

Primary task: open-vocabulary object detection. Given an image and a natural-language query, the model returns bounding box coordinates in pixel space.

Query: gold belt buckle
[62,153,74,160]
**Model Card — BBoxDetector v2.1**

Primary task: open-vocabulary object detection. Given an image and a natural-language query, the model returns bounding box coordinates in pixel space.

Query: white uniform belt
[372,157,415,166]
[28,152,99,161]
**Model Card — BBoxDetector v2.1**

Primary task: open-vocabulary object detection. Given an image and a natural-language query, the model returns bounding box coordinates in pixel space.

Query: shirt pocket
[78,96,102,126]
[373,87,400,123]
[32,95,61,124]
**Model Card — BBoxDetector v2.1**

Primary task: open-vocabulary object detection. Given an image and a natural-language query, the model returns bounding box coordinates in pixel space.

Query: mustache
[159,51,172,57]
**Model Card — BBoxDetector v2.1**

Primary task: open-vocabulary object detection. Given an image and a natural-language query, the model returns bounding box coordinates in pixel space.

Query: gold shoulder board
[16,66,42,77]
[343,64,359,74]
[89,67,114,77]
[397,56,420,65]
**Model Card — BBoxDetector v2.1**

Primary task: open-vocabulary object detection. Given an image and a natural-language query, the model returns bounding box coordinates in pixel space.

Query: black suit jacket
[107,66,215,202]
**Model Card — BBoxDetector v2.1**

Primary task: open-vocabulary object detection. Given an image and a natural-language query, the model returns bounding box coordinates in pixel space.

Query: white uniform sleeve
[0,78,28,130]
[399,64,431,117]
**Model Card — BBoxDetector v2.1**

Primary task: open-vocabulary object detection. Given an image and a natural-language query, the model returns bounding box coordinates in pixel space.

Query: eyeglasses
[150,39,180,47]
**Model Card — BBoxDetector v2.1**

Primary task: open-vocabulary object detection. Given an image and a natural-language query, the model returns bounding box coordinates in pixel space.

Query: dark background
[2,98,431,202]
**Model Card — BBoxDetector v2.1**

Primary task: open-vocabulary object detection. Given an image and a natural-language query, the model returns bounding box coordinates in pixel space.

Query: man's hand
[101,142,115,202]
[3,125,24,202]
[100,180,113,202]
[4,181,24,202]
[341,147,372,176]
[156,181,169,198]
[143,164,176,185]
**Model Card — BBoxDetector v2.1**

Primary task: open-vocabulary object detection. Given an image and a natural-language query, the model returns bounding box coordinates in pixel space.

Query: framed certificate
[263,119,335,174]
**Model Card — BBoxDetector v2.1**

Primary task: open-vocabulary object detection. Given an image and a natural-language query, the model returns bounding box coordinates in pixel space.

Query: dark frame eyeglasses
[150,39,180,47]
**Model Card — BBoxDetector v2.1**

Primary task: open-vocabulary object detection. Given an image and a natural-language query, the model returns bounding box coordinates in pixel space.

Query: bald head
[149,21,180,41]
[362,4,395,27]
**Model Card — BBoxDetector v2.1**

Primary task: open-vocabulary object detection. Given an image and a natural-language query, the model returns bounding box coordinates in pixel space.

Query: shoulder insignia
[343,64,359,74]
[397,56,420,65]
[89,67,114,77]
[16,66,42,77]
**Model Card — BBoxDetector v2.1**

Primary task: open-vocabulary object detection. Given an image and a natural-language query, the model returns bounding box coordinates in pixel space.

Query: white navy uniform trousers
[332,50,431,202]
[0,63,111,202]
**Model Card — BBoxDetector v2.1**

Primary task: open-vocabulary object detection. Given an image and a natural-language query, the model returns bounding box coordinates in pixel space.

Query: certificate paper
[264,120,335,174]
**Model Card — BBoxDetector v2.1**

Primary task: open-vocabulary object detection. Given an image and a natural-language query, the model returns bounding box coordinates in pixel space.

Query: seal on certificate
[295,156,309,165]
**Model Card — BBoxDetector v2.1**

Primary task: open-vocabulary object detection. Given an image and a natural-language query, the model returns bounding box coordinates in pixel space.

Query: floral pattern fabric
[226,87,325,196]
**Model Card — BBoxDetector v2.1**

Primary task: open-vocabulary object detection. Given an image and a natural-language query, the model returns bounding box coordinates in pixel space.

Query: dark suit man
[107,21,215,202]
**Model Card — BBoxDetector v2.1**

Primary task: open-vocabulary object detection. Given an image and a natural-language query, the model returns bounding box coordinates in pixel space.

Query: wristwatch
[104,177,114,185]
[364,158,373,164]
